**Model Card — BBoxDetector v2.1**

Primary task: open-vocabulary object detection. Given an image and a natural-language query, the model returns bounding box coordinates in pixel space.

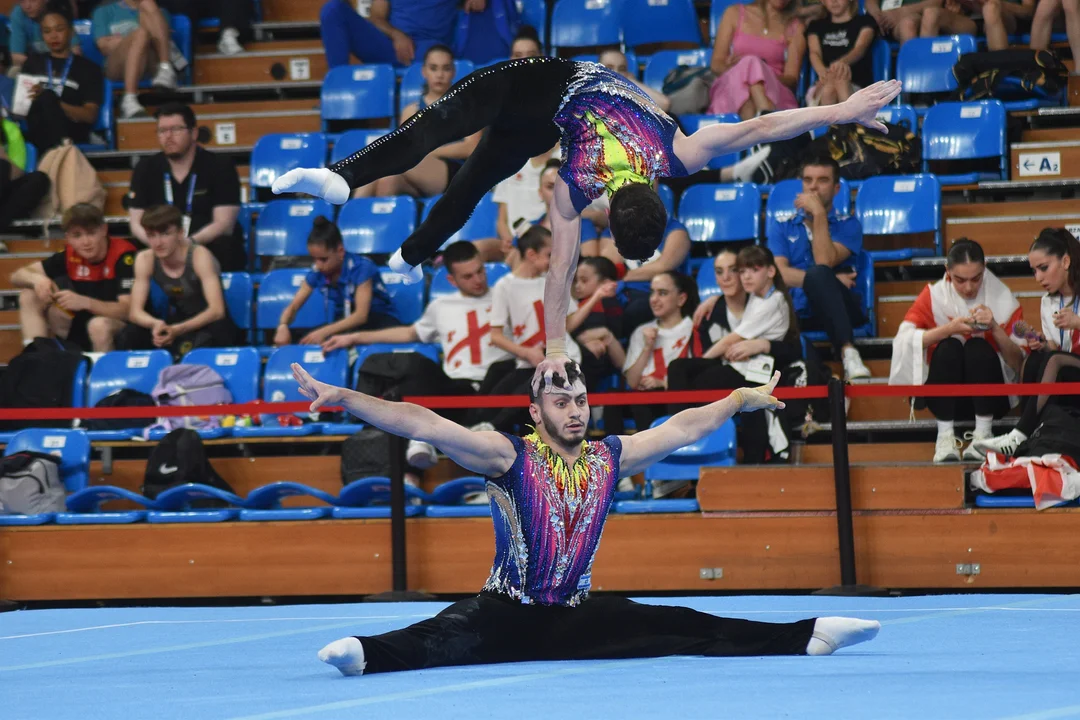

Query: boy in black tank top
[119,204,238,358]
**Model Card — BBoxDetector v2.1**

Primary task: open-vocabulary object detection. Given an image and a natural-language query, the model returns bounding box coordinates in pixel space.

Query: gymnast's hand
[730,371,785,413]
[292,362,342,412]
[531,353,574,395]
[271,168,351,205]
[840,80,903,133]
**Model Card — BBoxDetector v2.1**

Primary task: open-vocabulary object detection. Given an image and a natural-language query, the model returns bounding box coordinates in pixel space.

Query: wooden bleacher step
[0,253,50,292]
[877,276,1043,296]
[876,293,1042,338]
[118,110,321,151]
[194,41,329,86]
[944,198,1080,256]
[261,0,323,23]
[797,441,937,464]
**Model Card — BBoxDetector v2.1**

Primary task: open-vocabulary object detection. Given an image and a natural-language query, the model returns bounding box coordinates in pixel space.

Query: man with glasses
[127,102,246,271]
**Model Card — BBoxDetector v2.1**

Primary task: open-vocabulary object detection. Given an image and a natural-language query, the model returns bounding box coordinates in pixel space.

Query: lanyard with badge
[1060,295,1079,350]
[45,55,74,96]
[164,172,196,237]
[321,263,354,322]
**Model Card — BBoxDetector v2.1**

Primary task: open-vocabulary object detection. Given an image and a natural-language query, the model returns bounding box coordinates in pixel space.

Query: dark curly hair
[609,182,667,261]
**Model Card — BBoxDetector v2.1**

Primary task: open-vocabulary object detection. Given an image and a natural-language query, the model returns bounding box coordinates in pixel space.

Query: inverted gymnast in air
[274,58,901,386]
[291,361,881,676]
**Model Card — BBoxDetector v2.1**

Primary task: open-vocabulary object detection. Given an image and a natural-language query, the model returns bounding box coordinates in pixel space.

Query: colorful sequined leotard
[554,62,688,213]
[482,432,622,606]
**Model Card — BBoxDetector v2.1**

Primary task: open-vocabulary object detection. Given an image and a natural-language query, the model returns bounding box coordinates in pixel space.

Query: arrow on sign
[1023,159,1034,170]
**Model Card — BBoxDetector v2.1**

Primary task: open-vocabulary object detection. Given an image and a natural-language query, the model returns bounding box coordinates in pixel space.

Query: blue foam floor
[4,593,1080,720]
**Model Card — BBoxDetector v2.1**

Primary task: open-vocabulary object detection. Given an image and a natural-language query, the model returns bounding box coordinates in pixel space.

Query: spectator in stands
[598,49,671,113]
[669,247,800,463]
[623,270,699,432]
[8,0,79,72]
[159,0,250,55]
[92,0,176,119]
[122,204,237,357]
[918,0,1031,49]
[768,156,872,380]
[509,25,543,59]
[531,159,600,257]
[976,228,1080,458]
[322,241,513,466]
[10,203,135,352]
[0,125,50,231]
[128,103,246,272]
[572,256,626,431]
[491,145,558,263]
[21,2,103,154]
[708,0,805,119]
[864,0,935,44]
[1030,0,1080,65]
[889,239,1025,463]
[273,217,398,347]
[805,0,878,107]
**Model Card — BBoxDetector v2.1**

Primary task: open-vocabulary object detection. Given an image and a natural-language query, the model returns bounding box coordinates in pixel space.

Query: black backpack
[142,428,234,504]
[953,49,1069,102]
[1016,405,1080,460]
[355,353,440,398]
[0,338,84,430]
[807,122,921,180]
[341,427,393,485]
[85,389,156,431]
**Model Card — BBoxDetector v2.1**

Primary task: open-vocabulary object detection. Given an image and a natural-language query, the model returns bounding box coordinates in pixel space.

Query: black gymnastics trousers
[353,591,816,673]
[329,57,578,267]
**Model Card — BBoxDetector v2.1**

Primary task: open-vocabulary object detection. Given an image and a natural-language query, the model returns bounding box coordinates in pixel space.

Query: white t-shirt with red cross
[623,316,695,381]
[492,159,548,232]
[413,290,512,382]
[490,273,583,370]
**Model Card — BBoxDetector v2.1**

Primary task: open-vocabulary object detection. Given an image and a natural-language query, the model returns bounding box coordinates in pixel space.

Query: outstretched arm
[292,363,518,477]
[674,80,902,175]
[618,372,785,478]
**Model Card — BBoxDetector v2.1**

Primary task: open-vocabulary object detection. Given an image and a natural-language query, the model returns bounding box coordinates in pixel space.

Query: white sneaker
[468,422,496,433]
[962,430,991,462]
[151,62,177,90]
[973,428,1027,458]
[389,249,423,285]
[933,429,962,463]
[406,439,438,469]
[842,347,871,380]
[217,28,243,55]
[120,93,147,119]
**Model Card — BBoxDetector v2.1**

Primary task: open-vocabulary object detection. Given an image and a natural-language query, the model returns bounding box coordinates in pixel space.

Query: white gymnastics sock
[806,617,881,656]
[318,637,367,676]
[271,168,350,204]
[389,248,424,285]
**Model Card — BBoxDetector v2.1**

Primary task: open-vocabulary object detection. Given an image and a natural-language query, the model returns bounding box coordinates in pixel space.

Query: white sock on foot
[389,248,423,284]
[974,415,993,436]
[271,168,350,204]
[937,419,954,436]
[318,637,366,676]
[806,616,880,656]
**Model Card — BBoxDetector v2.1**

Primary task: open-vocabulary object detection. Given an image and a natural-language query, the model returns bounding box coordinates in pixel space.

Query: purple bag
[144,364,233,436]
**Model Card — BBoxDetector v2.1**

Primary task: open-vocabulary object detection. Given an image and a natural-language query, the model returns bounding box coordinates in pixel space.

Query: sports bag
[0,451,65,514]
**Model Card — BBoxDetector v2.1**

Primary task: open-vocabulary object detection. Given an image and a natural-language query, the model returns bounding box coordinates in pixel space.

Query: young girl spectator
[273,216,399,347]
[667,247,799,463]
[708,0,805,119]
[623,270,699,432]
[509,25,543,59]
[805,0,878,107]
[976,229,1080,458]
[572,256,627,431]
[889,239,1026,464]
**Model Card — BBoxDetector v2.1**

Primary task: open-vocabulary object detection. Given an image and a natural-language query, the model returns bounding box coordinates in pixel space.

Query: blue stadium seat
[330,129,388,165]
[255,269,332,332]
[765,177,852,238]
[876,103,918,131]
[181,347,261,403]
[73,19,104,66]
[64,486,157,515]
[238,481,334,520]
[709,0,754,39]
[429,262,510,299]
[232,346,349,437]
[921,100,1007,185]
[643,416,735,490]
[622,0,702,51]
[337,476,432,506]
[801,250,875,340]
[678,114,740,169]
[657,183,676,215]
[895,35,977,104]
[338,196,417,255]
[220,272,254,334]
[855,173,942,260]
[250,133,329,195]
[696,260,720,299]
[71,357,88,409]
[424,193,499,246]
[253,199,335,258]
[643,48,710,90]
[572,50,639,76]
[380,269,425,324]
[677,183,761,243]
[154,482,246,510]
[85,351,173,440]
[399,60,475,112]
[518,0,548,46]
[321,64,396,128]
[614,498,700,513]
[4,429,91,493]
[551,0,621,51]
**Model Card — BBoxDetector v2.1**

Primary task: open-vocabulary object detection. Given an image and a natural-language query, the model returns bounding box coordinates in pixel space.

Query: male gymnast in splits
[291,361,880,675]
[273,57,901,387]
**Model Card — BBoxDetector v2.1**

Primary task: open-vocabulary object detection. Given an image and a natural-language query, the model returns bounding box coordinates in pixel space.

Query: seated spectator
[708,0,805,119]
[890,239,1025,464]
[669,247,800,463]
[598,49,671,112]
[122,204,237,357]
[1030,0,1079,65]
[21,2,103,154]
[491,123,558,262]
[128,103,246,272]
[0,128,50,231]
[976,228,1080,458]
[806,0,878,107]
[530,159,600,257]
[572,256,627,431]
[322,241,515,466]
[92,0,177,119]
[922,0,1032,50]
[509,24,544,59]
[768,156,872,379]
[273,217,399,347]
[623,270,699,432]
[159,0,250,55]
[864,0,934,44]
[8,0,79,71]
[10,203,135,352]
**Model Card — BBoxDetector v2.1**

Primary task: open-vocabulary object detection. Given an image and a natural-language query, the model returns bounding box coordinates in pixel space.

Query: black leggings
[924,336,1009,421]
[667,358,769,463]
[355,591,816,674]
[329,58,576,267]
[1015,350,1080,435]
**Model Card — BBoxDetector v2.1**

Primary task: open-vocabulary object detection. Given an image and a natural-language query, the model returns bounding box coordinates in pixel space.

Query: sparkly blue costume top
[554,62,688,213]
[483,432,622,606]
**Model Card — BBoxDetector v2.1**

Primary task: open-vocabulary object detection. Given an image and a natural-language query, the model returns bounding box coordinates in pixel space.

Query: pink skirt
[707,56,798,115]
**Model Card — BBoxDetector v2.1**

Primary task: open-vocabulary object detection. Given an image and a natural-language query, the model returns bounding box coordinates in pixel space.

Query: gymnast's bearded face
[530,365,589,446]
